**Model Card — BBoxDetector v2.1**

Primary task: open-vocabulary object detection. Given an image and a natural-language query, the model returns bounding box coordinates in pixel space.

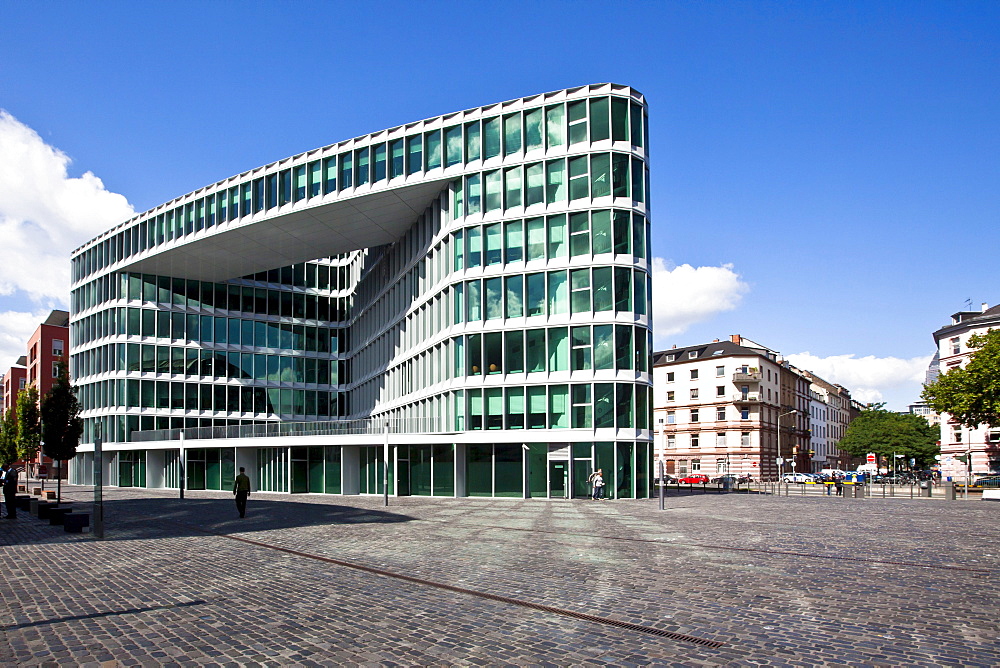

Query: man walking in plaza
[233,467,251,518]
[2,463,18,519]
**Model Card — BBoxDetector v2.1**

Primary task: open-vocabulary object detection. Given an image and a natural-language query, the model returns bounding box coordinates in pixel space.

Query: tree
[0,406,17,466]
[41,362,83,502]
[839,403,940,469]
[922,329,1000,429]
[16,385,41,466]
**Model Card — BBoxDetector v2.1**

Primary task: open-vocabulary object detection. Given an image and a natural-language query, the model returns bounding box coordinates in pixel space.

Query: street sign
[775,457,784,465]
[866,453,876,464]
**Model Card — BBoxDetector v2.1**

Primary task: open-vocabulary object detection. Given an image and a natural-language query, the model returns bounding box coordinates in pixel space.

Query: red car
[678,474,709,484]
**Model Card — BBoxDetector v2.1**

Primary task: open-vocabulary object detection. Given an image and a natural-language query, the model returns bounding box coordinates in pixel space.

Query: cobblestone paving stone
[0,486,997,666]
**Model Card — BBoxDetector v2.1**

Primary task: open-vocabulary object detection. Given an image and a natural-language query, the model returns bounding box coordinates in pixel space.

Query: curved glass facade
[69,83,653,499]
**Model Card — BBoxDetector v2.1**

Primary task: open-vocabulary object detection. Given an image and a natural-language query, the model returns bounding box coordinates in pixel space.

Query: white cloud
[0,110,133,303]
[651,258,749,340]
[786,351,933,407]
[0,309,52,370]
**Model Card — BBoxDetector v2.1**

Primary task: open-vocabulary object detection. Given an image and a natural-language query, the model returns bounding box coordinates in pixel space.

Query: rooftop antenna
[964,298,972,310]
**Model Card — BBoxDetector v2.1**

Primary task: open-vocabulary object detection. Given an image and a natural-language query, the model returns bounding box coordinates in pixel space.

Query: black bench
[36,502,63,520]
[63,513,90,533]
[48,507,73,525]
[29,499,50,516]
[16,495,32,511]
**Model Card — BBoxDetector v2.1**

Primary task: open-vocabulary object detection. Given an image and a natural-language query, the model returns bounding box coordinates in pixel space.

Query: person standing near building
[233,467,251,518]
[592,469,605,500]
[2,464,18,519]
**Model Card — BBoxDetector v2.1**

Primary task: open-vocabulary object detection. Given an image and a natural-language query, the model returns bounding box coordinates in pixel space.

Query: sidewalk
[1,486,998,666]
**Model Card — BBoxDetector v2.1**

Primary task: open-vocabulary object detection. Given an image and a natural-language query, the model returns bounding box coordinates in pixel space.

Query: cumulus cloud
[651,258,749,339]
[0,309,52,369]
[0,110,134,303]
[786,351,933,406]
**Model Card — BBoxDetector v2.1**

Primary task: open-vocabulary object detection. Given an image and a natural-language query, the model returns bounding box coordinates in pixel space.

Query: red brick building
[0,310,70,475]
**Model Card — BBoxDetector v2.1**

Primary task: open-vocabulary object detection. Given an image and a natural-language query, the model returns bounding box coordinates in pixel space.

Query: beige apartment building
[652,335,847,480]
[931,303,1000,480]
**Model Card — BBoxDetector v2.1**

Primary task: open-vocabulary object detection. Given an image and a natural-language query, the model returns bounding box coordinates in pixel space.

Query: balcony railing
[733,371,762,382]
[130,416,445,443]
[733,393,761,403]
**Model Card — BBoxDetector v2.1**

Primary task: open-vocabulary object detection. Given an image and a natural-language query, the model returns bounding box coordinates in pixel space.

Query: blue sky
[1,1,997,409]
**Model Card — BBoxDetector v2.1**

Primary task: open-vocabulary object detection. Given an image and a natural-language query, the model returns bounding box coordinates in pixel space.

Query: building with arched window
[68,83,653,499]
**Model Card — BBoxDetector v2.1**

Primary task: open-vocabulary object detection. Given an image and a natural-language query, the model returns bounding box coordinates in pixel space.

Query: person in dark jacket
[233,467,251,518]
[2,464,18,519]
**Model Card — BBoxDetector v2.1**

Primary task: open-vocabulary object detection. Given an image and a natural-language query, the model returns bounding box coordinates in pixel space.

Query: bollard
[943,482,956,500]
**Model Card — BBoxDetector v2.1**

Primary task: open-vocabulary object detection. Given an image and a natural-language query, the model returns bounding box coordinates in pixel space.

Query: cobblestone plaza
[1,489,998,666]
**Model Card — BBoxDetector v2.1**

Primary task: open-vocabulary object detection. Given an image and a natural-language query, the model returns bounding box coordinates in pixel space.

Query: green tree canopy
[922,328,1000,429]
[16,385,41,463]
[839,403,939,468]
[41,362,83,462]
[0,406,17,466]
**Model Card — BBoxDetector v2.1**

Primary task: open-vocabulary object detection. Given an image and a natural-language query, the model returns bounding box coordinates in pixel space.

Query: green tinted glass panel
[594,325,614,370]
[611,97,629,141]
[505,330,524,374]
[425,130,441,170]
[591,153,611,198]
[483,117,500,159]
[467,445,492,495]
[545,160,565,204]
[546,104,565,148]
[589,97,610,142]
[503,113,521,156]
[465,122,481,162]
[504,220,523,263]
[445,126,463,166]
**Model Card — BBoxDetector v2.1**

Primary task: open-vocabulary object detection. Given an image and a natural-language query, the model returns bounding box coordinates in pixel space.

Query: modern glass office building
[68,83,653,499]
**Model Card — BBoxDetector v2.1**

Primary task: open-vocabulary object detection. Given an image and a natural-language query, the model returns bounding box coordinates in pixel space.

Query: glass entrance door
[397,459,411,496]
[549,460,568,498]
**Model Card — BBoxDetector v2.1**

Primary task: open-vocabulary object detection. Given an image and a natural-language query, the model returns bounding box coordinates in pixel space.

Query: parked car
[710,474,737,484]
[678,474,709,484]
[780,473,813,484]
[652,474,677,485]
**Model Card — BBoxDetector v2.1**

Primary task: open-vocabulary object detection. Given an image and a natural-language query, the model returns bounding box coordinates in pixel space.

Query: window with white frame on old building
[690,388,699,399]
[716,365,725,376]
[741,432,751,447]
[951,337,960,355]
[690,409,699,422]
[666,372,674,382]
[690,369,698,379]
[667,410,675,424]
[53,339,64,356]
[716,385,725,397]
[667,434,675,448]
[716,432,725,447]
[741,407,750,420]
[691,459,701,471]
[716,407,726,421]
[691,434,700,448]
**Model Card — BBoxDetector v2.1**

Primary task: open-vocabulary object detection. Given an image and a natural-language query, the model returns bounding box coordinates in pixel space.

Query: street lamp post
[777,409,798,481]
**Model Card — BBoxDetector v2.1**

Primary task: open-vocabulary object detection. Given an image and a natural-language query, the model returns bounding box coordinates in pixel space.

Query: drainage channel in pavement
[219,531,727,649]
[124,513,727,650]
